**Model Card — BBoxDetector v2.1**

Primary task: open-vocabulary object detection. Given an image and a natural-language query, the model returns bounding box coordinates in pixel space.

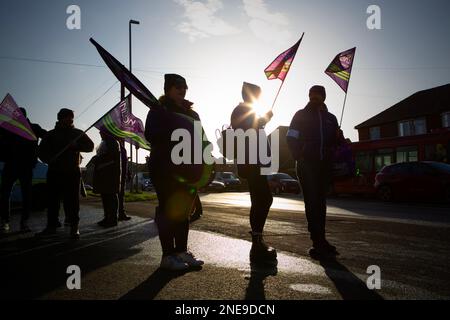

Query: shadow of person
[317,255,383,300]
[120,266,203,300]
[245,261,278,300]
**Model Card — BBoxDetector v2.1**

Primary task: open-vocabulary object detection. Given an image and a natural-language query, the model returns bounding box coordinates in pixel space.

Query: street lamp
[128,19,140,192]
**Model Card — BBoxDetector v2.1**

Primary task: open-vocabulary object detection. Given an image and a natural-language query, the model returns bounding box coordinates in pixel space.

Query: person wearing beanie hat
[286,85,340,258]
[145,74,209,271]
[37,108,94,239]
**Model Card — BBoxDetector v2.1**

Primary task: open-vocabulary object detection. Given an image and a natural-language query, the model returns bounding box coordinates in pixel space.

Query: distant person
[145,74,205,271]
[0,108,47,233]
[37,108,94,239]
[93,129,121,228]
[286,85,340,258]
[230,82,277,265]
[117,139,131,221]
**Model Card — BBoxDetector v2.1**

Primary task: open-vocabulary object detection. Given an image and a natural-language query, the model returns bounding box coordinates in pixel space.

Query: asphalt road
[1,192,449,300]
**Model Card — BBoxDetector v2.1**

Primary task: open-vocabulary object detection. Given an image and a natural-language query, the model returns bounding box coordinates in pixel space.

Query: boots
[70,224,80,240]
[249,231,277,264]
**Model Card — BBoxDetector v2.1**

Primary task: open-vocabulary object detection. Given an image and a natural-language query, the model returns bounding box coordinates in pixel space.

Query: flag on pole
[90,38,160,109]
[0,93,37,141]
[94,96,150,150]
[265,35,303,81]
[325,47,356,93]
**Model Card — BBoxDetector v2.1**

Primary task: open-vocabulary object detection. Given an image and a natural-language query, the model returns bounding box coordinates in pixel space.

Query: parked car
[214,172,241,190]
[133,172,152,191]
[0,161,48,210]
[199,180,226,193]
[267,173,301,195]
[374,161,450,202]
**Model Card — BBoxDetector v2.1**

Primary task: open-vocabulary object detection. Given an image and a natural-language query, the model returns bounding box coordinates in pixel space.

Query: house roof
[355,84,450,129]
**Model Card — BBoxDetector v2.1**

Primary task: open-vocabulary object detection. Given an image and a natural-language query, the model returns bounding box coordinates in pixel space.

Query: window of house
[369,127,380,140]
[442,112,450,128]
[375,149,394,172]
[398,118,427,136]
[396,146,418,163]
[355,151,373,174]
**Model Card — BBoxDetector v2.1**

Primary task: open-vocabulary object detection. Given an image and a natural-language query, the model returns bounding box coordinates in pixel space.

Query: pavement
[1,192,450,300]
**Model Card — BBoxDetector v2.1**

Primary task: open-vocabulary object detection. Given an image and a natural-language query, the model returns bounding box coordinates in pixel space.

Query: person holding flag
[286,85,340,258]
[0,96,47,233]
[37,108,94,239]
[230,82,276,265]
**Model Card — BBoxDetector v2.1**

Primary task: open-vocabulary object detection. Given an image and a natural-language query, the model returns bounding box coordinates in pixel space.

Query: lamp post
[128,19,140,192]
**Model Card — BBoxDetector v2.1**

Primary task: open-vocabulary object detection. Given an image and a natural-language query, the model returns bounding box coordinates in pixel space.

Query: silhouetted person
[93,129,121,227]
[117,139,131,221]
[0,108,47,233]
[286,85,340,258]
[145,74,205,271]
[37,108,94,239]
[230,82,277,265]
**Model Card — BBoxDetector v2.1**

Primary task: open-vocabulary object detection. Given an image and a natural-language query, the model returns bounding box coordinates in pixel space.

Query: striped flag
[325,47,356,93]
[94,96,150,150]
[265,35,303,81]
[0,93,37,141]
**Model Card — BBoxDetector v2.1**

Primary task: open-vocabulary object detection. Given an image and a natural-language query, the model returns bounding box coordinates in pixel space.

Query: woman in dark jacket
[93,129,121,227]
[145,74,211,271]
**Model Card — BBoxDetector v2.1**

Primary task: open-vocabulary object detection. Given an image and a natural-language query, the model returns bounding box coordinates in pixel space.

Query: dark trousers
[118,170,126,216]
[151,173,193,257]
[297,160,332,243]
[245,167,273,234]
[47,169,81,228]
[0,162,33,223]
[101,193,118,223]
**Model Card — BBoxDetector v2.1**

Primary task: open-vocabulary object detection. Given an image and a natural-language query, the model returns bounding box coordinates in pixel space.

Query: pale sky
[1,0,450,166]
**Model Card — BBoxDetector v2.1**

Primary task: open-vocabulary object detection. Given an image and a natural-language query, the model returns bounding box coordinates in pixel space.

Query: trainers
[160,255,189,271]
[177,251,204,267]
[1,222,10,233]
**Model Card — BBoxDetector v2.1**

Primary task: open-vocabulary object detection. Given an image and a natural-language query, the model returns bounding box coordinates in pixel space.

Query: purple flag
[265,35,303,81]
[94,96,150,150]
[0,94,37,141]
[90,38,160,109]
[325,47,356,93]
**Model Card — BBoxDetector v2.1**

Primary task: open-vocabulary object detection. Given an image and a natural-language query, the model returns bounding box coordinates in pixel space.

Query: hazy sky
[1,0,450,166]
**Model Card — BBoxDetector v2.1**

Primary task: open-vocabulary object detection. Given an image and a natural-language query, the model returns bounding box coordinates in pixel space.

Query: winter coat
[287,103,339,162]
[144,96,213,187]
[38,122,94,172]
[0,121,47,168]
[92,136,121,194]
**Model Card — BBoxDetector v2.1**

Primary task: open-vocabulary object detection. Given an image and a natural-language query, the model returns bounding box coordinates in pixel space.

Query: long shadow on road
[318,256,383,300]
[120,267,203,300]
[0,221,157,299]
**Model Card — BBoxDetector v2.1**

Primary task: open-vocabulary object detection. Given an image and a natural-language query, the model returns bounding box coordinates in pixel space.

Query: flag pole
[270,32,304,111]
[339,49,356,128]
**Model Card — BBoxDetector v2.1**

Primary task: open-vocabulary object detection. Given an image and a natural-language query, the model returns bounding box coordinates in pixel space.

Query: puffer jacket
[287,103,339,162]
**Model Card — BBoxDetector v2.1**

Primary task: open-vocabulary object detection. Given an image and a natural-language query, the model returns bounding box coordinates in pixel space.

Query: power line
[76,81,119,121]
